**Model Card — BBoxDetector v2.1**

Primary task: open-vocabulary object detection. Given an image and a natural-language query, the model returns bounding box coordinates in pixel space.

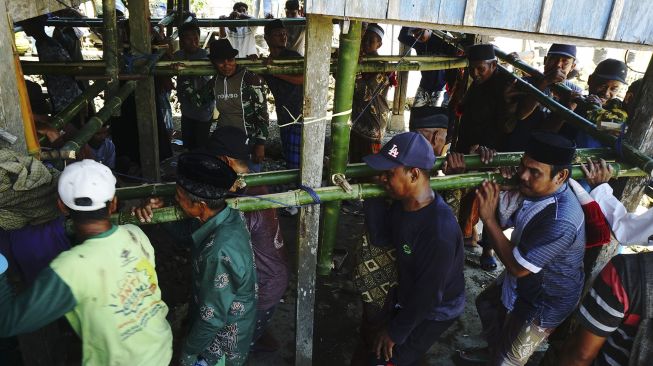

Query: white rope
[277,107,353,128]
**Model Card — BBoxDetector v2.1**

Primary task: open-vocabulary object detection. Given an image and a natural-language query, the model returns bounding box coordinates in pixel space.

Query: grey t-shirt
[173,48,216,121]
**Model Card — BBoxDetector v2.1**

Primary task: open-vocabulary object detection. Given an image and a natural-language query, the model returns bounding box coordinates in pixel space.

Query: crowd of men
[1,2,652,366]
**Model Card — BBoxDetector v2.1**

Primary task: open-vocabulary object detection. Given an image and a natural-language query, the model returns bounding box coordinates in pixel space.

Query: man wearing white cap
[0,160,172,366]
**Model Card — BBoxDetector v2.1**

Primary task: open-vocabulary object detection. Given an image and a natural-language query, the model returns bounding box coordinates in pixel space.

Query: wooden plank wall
[307,0,653,48]
[8,0,83,22]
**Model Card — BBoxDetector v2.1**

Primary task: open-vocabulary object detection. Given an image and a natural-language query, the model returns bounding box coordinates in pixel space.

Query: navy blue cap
[547,44,576,59]
[592,58,628,84]
[0,253,7,275]
[409,106,449,130]
[467,44,495,62]
[363,132,436,170]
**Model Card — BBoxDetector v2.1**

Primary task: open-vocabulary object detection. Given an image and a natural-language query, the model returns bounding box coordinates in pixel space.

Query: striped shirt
[578,255,643,366]
[502,183,586,328]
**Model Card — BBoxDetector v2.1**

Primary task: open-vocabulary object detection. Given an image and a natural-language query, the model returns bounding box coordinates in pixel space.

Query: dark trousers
[181,116,212,151]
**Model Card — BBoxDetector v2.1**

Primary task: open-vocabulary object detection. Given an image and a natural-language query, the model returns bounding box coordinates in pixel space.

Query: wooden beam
[103,0,120,116]
[604,0,625,40]
[537,0,554,33]
[462,0,478,26]
[617,55,653,211]
[295,14,332,366]
[392,41,410,116]
[0,2,26,153]
[128,0,160,180]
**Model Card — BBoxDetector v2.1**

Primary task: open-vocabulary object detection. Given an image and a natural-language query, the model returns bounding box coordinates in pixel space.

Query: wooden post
[0,3,27,153]
[103,0,120,116]
[295,14,332,366]
[390,41,410,130]
[128,0,161,181]
[616,55,653,211]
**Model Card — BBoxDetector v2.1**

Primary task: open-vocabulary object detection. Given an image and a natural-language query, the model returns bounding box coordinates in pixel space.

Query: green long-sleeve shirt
[182,207,257,366]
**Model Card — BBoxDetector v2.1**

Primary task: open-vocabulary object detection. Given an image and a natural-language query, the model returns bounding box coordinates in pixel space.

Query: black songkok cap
[525,132,576,166]
[176,152,238,200]
[467,44,496,62]
[409,106,449,130]
[205,126,251,161]
[592,58,628,84]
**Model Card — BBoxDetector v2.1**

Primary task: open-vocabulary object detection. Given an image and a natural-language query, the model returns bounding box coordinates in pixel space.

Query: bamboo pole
[21,57,467,76]
[45,17,308,28]
[44,81,107,139]
[103,0,120,117]
[98,162,646,231]
[319,21,362,276]
[40,81,137,159]
[491,47,653,176]
[114,148,617,199]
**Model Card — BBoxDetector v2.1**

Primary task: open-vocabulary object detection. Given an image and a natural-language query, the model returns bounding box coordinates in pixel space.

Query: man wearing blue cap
[507,43,583,151]
[362,132,465,365]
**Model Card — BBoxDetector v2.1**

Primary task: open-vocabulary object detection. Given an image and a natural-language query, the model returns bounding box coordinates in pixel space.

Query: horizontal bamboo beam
[115,148,617,200]
[43,17,307,28]
[21,56,467,76]
[93,162,646,232]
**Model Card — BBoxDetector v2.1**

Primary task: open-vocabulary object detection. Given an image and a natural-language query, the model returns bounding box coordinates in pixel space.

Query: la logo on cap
[388,144,399,158]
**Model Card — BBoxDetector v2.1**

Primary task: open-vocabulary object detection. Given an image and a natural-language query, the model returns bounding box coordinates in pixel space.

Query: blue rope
[298,184,322,204]
[614,122,627,158]
[123,54,160,74]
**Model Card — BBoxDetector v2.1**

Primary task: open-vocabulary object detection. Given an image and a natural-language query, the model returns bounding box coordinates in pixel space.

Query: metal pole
[318,20,362,275]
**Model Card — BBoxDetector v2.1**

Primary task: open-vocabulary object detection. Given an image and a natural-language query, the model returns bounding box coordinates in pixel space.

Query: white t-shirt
[227,27,258,57]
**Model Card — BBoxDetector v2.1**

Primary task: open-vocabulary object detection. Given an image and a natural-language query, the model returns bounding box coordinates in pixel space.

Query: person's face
[361,32,382,55]
[416,128,447,156]
[379,166,414,200]
[180,31,200,53]
[469,60,496,84]
[235,5,248,15]
[410,28,431,43]
[517,155,564,198]
[588,77,623,105]
[266,28,288,48]
[285,8,300,17]
[544,55,576,77]
[212,58,237,77]
[175,186,203,218]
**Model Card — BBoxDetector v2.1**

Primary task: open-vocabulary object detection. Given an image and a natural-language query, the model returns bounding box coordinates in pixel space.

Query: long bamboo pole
[115,148,617,200]
[21,57,467,76]
[319,21,362,275]
[92,162,646,233]
[40,81,137,159]
[103,0,120,117]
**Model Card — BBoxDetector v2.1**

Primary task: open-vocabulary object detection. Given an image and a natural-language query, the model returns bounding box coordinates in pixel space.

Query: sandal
[480,254,497,271]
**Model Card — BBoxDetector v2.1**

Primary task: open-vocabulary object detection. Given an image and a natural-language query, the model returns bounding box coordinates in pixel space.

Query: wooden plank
[0,2,26,153]
[537,0,554,33]
[305,0,345,17]
[547,0,613,40]
[617,55,653,211]
[295,14,332,366]
[604,0,625,40]
[387,0,466,25]
[462,0,477,26]
[8,0,83,23]
[128,0,160,181]
[345,0,388,20]
[473,0,543,33]
[613,0,653,44]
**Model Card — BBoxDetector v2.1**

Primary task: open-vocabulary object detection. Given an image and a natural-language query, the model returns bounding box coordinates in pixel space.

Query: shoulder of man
[243,69,265,86]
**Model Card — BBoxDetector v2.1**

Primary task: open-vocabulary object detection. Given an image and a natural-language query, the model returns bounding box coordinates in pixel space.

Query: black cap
[525,132,576,166]
[209,39,238,60]
[176,152,238,200]
[547,44,576,59]
[467,44,495,62]
[205,126,251,161]
[592,58,628,84]
[409,106,449,130]
[264,19,285,35]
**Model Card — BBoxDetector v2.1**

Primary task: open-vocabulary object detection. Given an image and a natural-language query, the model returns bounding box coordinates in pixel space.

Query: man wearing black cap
[398,27,459,107]
[349,23,391,163]
[134,152,257,366]
[205,127,289,352]
[558,59,628,149]
[209,39,269,172]
[507,44,583,151]
[362,132,465,365]
[262,19,304,169]
[464,132,585,365]
[456,44,518,154]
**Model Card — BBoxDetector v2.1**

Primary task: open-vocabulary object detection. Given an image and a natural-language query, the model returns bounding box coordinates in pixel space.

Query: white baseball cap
[58,160,117,211]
